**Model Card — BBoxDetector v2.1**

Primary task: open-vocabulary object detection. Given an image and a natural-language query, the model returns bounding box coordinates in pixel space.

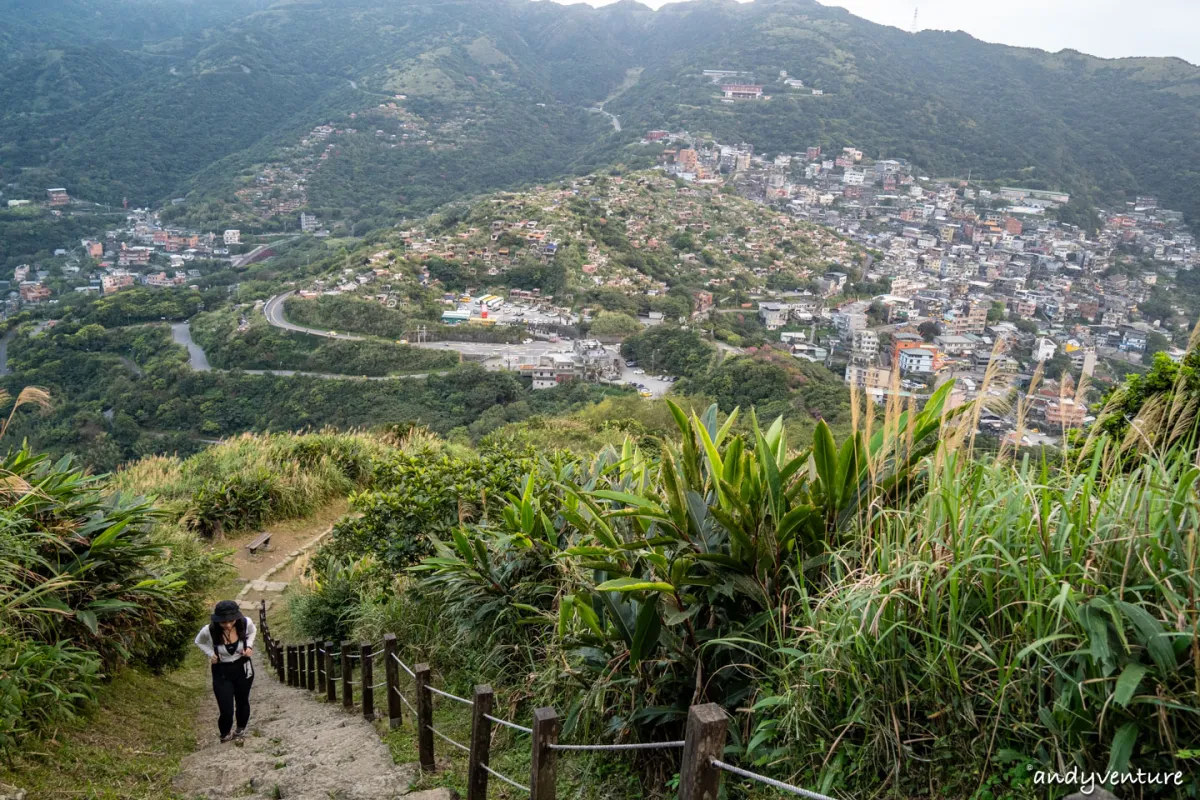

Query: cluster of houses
[2,208,234,312]
[636,127,1197,433]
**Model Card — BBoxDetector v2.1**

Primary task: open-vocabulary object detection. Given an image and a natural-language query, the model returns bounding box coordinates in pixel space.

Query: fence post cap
[688,703,726,724]
[533,707,558,723]
[384,632,397,643]
[474,684,494,696]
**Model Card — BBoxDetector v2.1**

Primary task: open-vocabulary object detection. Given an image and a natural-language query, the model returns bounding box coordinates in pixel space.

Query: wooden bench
[247,532,272,555]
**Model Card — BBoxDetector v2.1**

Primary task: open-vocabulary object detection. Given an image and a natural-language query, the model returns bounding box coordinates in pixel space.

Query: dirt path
[173,665,426,800]
[177,503,449,800]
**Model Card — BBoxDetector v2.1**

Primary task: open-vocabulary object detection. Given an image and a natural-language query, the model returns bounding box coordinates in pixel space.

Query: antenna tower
[911,7,919,33]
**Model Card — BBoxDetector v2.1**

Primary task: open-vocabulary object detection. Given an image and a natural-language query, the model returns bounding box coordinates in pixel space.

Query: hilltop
[280,169,863,332]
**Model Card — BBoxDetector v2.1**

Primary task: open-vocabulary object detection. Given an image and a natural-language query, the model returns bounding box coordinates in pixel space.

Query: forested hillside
[3,0,1198,224]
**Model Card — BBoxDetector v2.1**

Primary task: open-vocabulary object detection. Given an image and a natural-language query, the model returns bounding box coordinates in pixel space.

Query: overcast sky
[554,0,1200,65]
[817,0,1199,64]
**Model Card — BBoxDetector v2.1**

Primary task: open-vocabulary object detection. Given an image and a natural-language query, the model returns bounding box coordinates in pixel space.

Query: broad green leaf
[1113,663,1147,707]
[596,577,675,594]
[1105,723,1137,777]
[629,599,661,663]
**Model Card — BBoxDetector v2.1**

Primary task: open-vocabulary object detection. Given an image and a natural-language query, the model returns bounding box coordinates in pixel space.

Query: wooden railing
[257,600,837,800]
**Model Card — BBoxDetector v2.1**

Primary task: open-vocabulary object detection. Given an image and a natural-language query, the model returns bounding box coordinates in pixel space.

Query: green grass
[0,653,209,799]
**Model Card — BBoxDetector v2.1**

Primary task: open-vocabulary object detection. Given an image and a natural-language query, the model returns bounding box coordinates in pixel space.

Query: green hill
[3,0,1198,223]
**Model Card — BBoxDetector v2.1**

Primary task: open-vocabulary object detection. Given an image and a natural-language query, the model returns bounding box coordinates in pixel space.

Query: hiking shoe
[234,727,247,740]
[220,732,236,743]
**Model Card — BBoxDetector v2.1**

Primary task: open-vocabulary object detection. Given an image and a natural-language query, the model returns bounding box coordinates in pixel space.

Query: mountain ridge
[2,0,1197,222]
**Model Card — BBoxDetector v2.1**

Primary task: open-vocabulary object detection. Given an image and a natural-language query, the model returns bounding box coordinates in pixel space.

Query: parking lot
[462,300,576,328]
[614,364,675,398]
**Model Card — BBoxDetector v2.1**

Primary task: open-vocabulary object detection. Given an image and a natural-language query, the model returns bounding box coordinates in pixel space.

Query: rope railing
[427,724,470,753]
[392,685,417,714]
[391,651,416,677]
[549,740,684,752]
[258,600,828,800]
[426,685,474,706]
[484,713,532,735]
[711,759,838,800]
[481,763,530,793]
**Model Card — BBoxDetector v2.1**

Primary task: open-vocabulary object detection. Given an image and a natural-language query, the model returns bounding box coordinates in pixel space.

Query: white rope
[427,725,470,753]
[392,685,417,714]
[426,685,474,706]
[484,714,533,734]
[481,763,531,793]
[371,680,386,689]
[711,759,838,800]
[390,651,416,677]
[549,740,684,752]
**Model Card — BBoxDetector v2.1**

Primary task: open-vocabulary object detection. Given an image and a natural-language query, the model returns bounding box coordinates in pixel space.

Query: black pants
[211,657,254,736]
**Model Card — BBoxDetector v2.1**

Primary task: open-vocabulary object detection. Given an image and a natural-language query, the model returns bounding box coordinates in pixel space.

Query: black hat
[211,600,242,624]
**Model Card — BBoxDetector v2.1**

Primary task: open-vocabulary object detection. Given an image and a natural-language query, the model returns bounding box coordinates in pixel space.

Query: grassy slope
[0,656,209,800]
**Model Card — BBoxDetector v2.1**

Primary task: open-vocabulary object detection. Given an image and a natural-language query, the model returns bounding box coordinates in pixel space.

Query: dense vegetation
[288,362,1200,797]
[284,295,524,344]
[0,388,225,754]
[5,0,1198,226]
[190,308,460,376]
[0,315,627,470]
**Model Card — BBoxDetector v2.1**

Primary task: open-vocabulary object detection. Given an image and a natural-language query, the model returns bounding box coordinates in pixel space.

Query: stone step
[405,789,458,800]
[238,599,271,613]
[246,579,290,593]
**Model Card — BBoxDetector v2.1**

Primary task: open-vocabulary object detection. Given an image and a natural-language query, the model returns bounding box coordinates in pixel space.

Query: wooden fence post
[414,663,435,772]
[298,643,307,688]
[324,641,336,702]
[361,642,375,722]
[317,642,326,694]
[467,684,494,800]
[383,633,402,729]
[678,703,728,800]
[530,707,559,800]
[307,642,316,691]
[341,640,353,709]
[284,642,296,690]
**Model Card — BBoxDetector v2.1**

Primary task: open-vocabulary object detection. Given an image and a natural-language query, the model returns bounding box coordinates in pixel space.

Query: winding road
[170,318,448,381]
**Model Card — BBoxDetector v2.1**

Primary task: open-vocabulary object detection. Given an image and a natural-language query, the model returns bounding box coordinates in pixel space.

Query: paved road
[171,319,447,381]
[171,322,212,371]
[264,292,364,340]
[232,236,301,269]
[0,329,14,376]
[588,106,621,132]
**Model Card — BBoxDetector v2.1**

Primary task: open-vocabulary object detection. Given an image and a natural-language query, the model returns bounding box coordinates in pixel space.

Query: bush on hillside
[298,375,1200,795]
[0,446,226,753]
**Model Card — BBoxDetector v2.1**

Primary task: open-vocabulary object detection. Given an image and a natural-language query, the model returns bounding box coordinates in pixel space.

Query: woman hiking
[195,600,257,742]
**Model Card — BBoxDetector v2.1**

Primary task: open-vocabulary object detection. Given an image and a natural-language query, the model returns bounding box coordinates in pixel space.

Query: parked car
[625,360,638,367]
[634,369,645,375]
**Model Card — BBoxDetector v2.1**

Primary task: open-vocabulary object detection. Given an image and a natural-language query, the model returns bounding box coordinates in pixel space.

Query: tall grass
[769,445,1198,795]
[293,376,1200,795]
[111,430,390,537]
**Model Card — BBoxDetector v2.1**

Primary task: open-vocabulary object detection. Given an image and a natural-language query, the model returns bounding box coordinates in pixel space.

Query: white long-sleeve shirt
[195,619,257,663]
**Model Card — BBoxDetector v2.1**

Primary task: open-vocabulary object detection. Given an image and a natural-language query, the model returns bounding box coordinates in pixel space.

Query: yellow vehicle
[639,390,652,398]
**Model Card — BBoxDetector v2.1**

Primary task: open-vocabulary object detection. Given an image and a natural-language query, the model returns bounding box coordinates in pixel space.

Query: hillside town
[641,124,1197,439]
[6,122,1198,449]
[1,202,251,314]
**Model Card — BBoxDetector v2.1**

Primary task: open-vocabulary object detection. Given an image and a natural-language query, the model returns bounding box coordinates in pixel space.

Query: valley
[2,2,1199,799]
